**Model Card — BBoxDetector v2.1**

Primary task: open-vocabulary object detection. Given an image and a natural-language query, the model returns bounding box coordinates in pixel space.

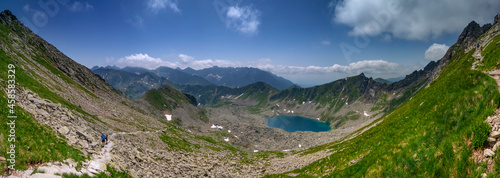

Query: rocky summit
[2,8,500,178]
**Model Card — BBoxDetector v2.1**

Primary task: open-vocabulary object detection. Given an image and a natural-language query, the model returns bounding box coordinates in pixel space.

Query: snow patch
[234,93,244,100]
[363,111,370,117]
[254,150,259,153]
[211,124,223,129]
[224,137,229,142]
[228,130,231,133]
[165,114,172,121]
[298,144,302,148]
[282,149,290,152]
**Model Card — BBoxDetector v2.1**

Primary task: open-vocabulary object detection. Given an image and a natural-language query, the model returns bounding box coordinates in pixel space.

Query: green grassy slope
[266,48,500,177]
[0,51,86,173]
[142,84,197,111]
[0,11,98,174]
[477,34,500,71]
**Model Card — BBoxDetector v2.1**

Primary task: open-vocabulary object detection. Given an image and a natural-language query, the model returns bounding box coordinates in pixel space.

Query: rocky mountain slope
[0,10,255,177]
[265,13,500,177]
[180,60,438,129]
[92,68,174,99]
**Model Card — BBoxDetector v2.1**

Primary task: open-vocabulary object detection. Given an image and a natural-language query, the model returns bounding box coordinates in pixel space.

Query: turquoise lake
[266,115,331,132]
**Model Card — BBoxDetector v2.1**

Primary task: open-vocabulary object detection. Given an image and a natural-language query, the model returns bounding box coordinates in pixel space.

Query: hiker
[101,134,106,147]
[477,43,480,48]
[105,135,109,144]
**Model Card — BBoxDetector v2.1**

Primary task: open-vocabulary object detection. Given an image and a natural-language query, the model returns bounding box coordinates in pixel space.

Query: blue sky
[1,0,499,86]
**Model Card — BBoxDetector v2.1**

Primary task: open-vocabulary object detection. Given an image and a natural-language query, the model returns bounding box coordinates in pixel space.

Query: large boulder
[484,149,495,158]
[490,131,500,138]
[59,126,70,135]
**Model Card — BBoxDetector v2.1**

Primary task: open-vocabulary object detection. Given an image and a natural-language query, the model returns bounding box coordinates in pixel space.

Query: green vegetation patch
[0,90,85,173]
[62,164,131,178]
[159,133,199,152]
[477,34,500,71]
[471,122,491,149]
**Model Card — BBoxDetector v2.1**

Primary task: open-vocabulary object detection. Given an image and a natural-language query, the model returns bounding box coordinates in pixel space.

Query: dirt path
[8,131,138,177]
[17,128,173,177]
[471,43,500,176]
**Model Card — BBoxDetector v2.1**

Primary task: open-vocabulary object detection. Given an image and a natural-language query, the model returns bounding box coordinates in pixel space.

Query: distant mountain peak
[0,10,19,25]
[495,13,500,25]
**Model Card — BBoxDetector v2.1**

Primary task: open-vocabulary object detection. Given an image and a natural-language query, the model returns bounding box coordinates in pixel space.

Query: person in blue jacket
[101,134,106,147]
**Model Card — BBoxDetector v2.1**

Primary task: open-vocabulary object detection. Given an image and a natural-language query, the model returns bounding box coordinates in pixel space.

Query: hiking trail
[9,129,168,177]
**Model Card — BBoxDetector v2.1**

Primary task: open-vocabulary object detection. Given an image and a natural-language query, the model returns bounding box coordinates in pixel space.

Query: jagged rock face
[0,11,120,99]
[456,21,492,48]
[430,20,493,82]
[495,13,500,25]
[16,89,105,155]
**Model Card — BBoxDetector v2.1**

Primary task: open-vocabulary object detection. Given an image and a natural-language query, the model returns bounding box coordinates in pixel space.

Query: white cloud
[148,0,180,13]
[331,0,500,40]
[224,5,261,34]
[189,59,240,69]
[109,53,178,70]
[69,1,93,12]
[107,53,239,70]
[424,43,449,61]
[253,59,402,75]
[178,54,194,63]
[251,59,413,86]
[106,54,413,86]
[321,40,331,45]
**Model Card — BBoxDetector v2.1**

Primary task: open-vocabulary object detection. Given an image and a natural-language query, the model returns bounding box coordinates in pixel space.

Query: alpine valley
[2,8,500,178]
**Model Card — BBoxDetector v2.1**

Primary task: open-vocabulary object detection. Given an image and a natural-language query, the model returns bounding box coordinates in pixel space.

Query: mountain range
[91,65,295,99]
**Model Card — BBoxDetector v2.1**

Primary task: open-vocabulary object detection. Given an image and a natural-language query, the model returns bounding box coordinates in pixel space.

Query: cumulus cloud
[68,1,93,12]
[331,0,500,40]
[109,53,178,69]
[107,53,239,70]
[253,59,402,75]
[251,59,413,86]
[321,40,331,45]
[189,59,240,69]
[224,5,261,34]
[106,54,412,86]
[148,0,180,13]
[424,43,449,61]
[178,54,194,63]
